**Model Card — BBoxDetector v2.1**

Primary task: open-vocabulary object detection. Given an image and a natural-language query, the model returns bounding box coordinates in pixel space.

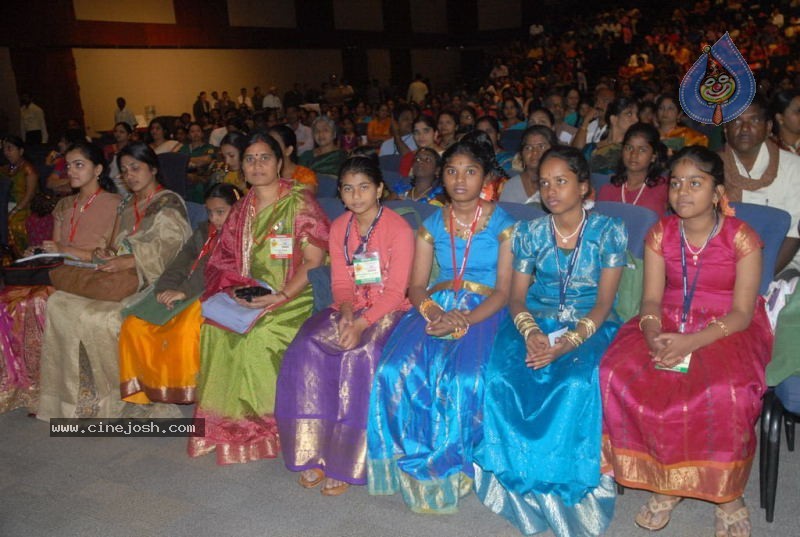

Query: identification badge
[269,235,293,259]
[656,353,692,374]
[547,326,568,346]
[353,252,382,285]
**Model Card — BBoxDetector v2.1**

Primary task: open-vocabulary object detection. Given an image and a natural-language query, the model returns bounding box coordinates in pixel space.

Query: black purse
[30,190,59,216]
[2,255,64,286]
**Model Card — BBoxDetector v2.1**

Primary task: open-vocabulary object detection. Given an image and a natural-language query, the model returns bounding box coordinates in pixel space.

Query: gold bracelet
[517,319,541,338]
[451,325,469,339]
[708,318,730,337]
[419,298,439,322]
[513,311,535,329]
[561,330,584,348]
[638,314,661,332]
[577,317,597,338]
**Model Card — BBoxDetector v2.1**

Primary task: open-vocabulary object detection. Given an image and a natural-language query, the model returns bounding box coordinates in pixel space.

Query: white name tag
[656,353,692,374]
[353,252,382,285]
[269,235,293,259]
[547,326,568,346]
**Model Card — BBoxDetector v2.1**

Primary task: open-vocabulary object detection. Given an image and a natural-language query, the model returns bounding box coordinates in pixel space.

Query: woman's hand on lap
[652,333,697,366]
[157,290,187,309]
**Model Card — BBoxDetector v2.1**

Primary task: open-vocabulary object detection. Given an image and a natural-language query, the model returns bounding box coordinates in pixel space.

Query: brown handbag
[49,265,139,302]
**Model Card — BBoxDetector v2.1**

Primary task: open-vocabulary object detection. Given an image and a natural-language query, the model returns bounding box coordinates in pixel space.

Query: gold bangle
[638,314,661,332]
[708,318,730,337]
[577,317,596,338]
[451,325,468,339]
[561,330,584,348]
[419,298,439,322]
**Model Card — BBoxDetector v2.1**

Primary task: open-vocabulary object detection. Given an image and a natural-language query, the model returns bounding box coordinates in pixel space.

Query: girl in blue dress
[473,146,628,536]
[366,139,515,513]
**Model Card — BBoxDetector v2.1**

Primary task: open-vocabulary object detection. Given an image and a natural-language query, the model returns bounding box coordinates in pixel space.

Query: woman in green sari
[189,132,330,465]
[297,116,347,176]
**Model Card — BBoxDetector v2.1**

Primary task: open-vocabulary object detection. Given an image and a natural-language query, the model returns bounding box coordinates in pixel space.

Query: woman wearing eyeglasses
[500,126,557,204]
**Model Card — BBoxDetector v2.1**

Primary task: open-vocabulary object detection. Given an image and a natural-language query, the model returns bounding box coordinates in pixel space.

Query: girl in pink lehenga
[600,146,771,537]
[0,142,119,413]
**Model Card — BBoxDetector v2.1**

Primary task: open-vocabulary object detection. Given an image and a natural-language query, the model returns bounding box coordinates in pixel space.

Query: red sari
[600,215,771,503]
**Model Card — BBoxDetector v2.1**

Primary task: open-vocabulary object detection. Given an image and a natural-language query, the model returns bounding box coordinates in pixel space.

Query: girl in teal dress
[366,140,515,513]
[473,146,628,536]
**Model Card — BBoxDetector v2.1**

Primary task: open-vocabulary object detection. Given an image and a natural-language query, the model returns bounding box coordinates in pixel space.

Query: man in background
[20,93,48,144]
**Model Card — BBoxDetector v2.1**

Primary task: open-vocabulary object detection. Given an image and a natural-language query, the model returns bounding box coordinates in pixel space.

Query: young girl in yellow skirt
[118,183,242,407]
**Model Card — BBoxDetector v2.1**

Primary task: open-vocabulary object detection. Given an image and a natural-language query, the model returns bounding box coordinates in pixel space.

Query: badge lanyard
[679,213,719,333]
[189,226,219,276]
[449,203,482,292]
[68,188,102,243]
[344,205,383,266]
[550,215,588,320]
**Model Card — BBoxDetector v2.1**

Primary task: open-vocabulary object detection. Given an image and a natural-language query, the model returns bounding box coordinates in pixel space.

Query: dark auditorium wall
[0,0,525,137]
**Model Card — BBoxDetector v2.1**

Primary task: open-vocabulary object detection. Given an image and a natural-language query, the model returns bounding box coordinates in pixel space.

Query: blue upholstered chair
[730,202,791,295]
[379,154,402,175]
[593,201,659,259]
[590,173,613,195]
[316,174,338,199]
[156,152,189,199]
[184,201,208,231]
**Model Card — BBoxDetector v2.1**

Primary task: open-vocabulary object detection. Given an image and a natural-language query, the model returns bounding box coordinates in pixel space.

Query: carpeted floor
[1,406,798,537]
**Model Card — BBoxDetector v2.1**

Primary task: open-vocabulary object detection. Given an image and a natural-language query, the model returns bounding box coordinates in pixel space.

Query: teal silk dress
[367,205,515,513]
[473,212,627,537]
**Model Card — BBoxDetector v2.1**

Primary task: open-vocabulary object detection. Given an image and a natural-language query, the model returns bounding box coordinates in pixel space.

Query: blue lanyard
[344,206,383,266]
[550,212,588,317]
[678,214,719,333]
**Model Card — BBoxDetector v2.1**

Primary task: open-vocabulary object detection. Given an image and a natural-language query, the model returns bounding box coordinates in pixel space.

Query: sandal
[634,494,683,531]
[298,468,325,489]
[321,478,350,497]
[715,499,750,537]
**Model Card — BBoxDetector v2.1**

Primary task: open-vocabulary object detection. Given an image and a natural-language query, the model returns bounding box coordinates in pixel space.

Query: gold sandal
[715,501,750,537]
[634,494,683,531]
[298,468,325,489]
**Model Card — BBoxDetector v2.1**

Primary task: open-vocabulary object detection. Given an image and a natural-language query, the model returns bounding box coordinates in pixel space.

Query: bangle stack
[577,317,596,339]
[514,311,542,340]
[419,298,440,322]
[638,314,661,332]
[561,330,585,348]
[708,318,730,337]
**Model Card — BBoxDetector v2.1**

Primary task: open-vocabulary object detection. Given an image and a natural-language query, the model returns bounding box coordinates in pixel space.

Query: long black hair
[65,141,118,193]
[117,141,163,185]
[611,123,667,188]
[204,182,243,205]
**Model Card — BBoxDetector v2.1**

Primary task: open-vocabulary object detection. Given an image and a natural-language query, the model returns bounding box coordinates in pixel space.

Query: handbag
[49,264,139,302]
[2,257,63,286]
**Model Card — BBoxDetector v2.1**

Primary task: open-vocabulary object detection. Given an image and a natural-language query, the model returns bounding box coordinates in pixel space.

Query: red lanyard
[189,226,218,276]
[449,202,482,292]
[68,188,102,243]
[132,186,163,234]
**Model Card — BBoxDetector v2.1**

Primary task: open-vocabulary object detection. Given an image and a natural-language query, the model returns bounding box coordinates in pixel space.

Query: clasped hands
[337,306,368,350]
[93,248,135,273]
[645,330,698,368]
[424,305,470,338]
[524,332,574,370]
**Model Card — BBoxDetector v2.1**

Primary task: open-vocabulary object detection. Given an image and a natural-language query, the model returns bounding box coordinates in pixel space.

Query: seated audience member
[564,87,581,127]
[393,147,447,205]
[572,86,615,150]
[598,122,669,215]
[437,110,460,150]
[367,104,392,145]
[0,142,120,415]
[379,104,417,156]
[656,95,708,152]
[544,91,578,144]
[268,125,318,193]
[589,97,639,173]
[527,106,555,129]
[475,115,515,174]
[339,116,360,153]
[38,142,191,420]
[602,146,770,537]
[500,125,556,204]
[721,98,800,273]
[398,115,444,177]
[474,146,627,537]
[770,88,800,154]
[458,105,477,135]
[638,100,657,126]
[366,140,514,513]
[188,133,329,464]
[104,122,133,195]
[275,156,414,496]
[148,117,182,154]
[2,136,38,254]
[210,132,249,192]
[118,183,240,409]
[298,116,347,176]
[501,98,526,131]
[286,105,314,155]
[181,122,217,202]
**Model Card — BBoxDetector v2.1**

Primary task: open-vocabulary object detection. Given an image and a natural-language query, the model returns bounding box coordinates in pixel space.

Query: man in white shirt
[262,86,282,113]
[114,97,137,129]
[407,74,429,105]
[237,88,253,111]
[722,98,800,273]
[379,105,417,156]
[19,93,48,144]
[572,87,614,149]
[286,106,313,155]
